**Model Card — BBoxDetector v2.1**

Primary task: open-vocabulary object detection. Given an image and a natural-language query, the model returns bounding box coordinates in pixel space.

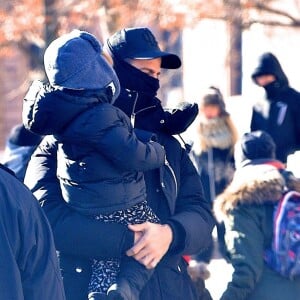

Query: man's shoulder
[0,163,16,177]
[157,132,180,147]
[157,132,192,162]
[284,87,300,101]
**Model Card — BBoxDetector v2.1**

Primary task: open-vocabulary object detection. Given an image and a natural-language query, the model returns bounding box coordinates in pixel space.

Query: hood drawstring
[178,134,192,153]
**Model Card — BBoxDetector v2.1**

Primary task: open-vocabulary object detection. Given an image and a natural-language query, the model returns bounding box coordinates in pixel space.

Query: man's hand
[126,222,173,269]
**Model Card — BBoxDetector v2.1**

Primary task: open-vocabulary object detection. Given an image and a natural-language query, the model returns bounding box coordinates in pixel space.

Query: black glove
[163,102,198,135]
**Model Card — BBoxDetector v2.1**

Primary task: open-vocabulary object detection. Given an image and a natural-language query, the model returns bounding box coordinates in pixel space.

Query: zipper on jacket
[129,90,157,127]
[163,158,178,196]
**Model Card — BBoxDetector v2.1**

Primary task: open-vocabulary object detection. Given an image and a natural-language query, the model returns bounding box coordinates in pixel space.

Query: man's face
[255,74,276,87]
[126,57,162,79]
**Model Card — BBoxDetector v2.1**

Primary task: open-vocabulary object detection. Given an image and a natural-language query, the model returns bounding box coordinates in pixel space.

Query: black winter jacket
[0,164,65,300]
[251,52,300,162]
[23,81,165,215]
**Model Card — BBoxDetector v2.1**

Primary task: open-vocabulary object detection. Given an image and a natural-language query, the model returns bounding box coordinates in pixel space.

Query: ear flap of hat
[44,29,120,100]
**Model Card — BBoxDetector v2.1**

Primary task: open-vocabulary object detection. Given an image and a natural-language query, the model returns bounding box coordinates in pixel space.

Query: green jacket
[214,160,300,300]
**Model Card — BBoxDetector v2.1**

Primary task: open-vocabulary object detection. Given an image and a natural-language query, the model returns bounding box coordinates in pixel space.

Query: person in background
[251,52,300,163]
[214,130,300,300]
[188,86,238,277]
[0,163,65,300]
[23,29,166,300]
[2,123,42,181]
[24,26,215,300]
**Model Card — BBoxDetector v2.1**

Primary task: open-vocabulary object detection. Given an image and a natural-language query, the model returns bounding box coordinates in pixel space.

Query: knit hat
[200,86,227,116]
[8,124,42,146]
[44,29,120,101]
[235,130,276,167]
[106,27,181,69]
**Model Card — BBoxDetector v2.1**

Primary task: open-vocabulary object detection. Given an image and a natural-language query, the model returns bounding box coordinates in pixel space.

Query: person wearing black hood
[250,52,300,163]
[24,27,215,300]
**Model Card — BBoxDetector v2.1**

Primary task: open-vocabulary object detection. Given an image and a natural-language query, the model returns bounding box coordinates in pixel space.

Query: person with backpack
[214,130,300,300]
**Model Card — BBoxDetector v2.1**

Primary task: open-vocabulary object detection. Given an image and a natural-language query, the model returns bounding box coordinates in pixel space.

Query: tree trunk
[44,0,58,47]
[225,0,242,96]
[160,29,183,105]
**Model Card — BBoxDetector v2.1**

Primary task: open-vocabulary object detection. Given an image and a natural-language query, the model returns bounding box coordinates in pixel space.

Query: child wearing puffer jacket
[22,30,166,300]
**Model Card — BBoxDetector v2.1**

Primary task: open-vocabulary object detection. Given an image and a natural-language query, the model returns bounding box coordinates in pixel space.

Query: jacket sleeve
[63,105,165,172]
[24,135,134,259]
[0,168,65,300]
[163,102,199,135]
[167,147,215,255]
[22,195,66,300]
[220,206,266,300]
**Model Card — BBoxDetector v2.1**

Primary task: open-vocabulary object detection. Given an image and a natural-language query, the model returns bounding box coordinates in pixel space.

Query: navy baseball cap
[107,27,181,69]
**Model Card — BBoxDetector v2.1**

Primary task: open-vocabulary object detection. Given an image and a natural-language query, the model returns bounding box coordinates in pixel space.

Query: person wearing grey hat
[250,52,300,163]
[23,29,167,300]
[214,130,300,300]
[24,27,215,300]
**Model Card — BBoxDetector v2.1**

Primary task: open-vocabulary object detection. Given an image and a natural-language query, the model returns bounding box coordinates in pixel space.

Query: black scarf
[113,58,198,136]
[113,59,166,133]
[113,59,159,98]
[264,80,287,102]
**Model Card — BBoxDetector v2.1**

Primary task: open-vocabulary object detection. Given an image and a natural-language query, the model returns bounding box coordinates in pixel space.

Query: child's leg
[88,292,109,300]
[88,258,120,297]
[107,256,154,300]
[59,253,92,300]
[89,201,159,299]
